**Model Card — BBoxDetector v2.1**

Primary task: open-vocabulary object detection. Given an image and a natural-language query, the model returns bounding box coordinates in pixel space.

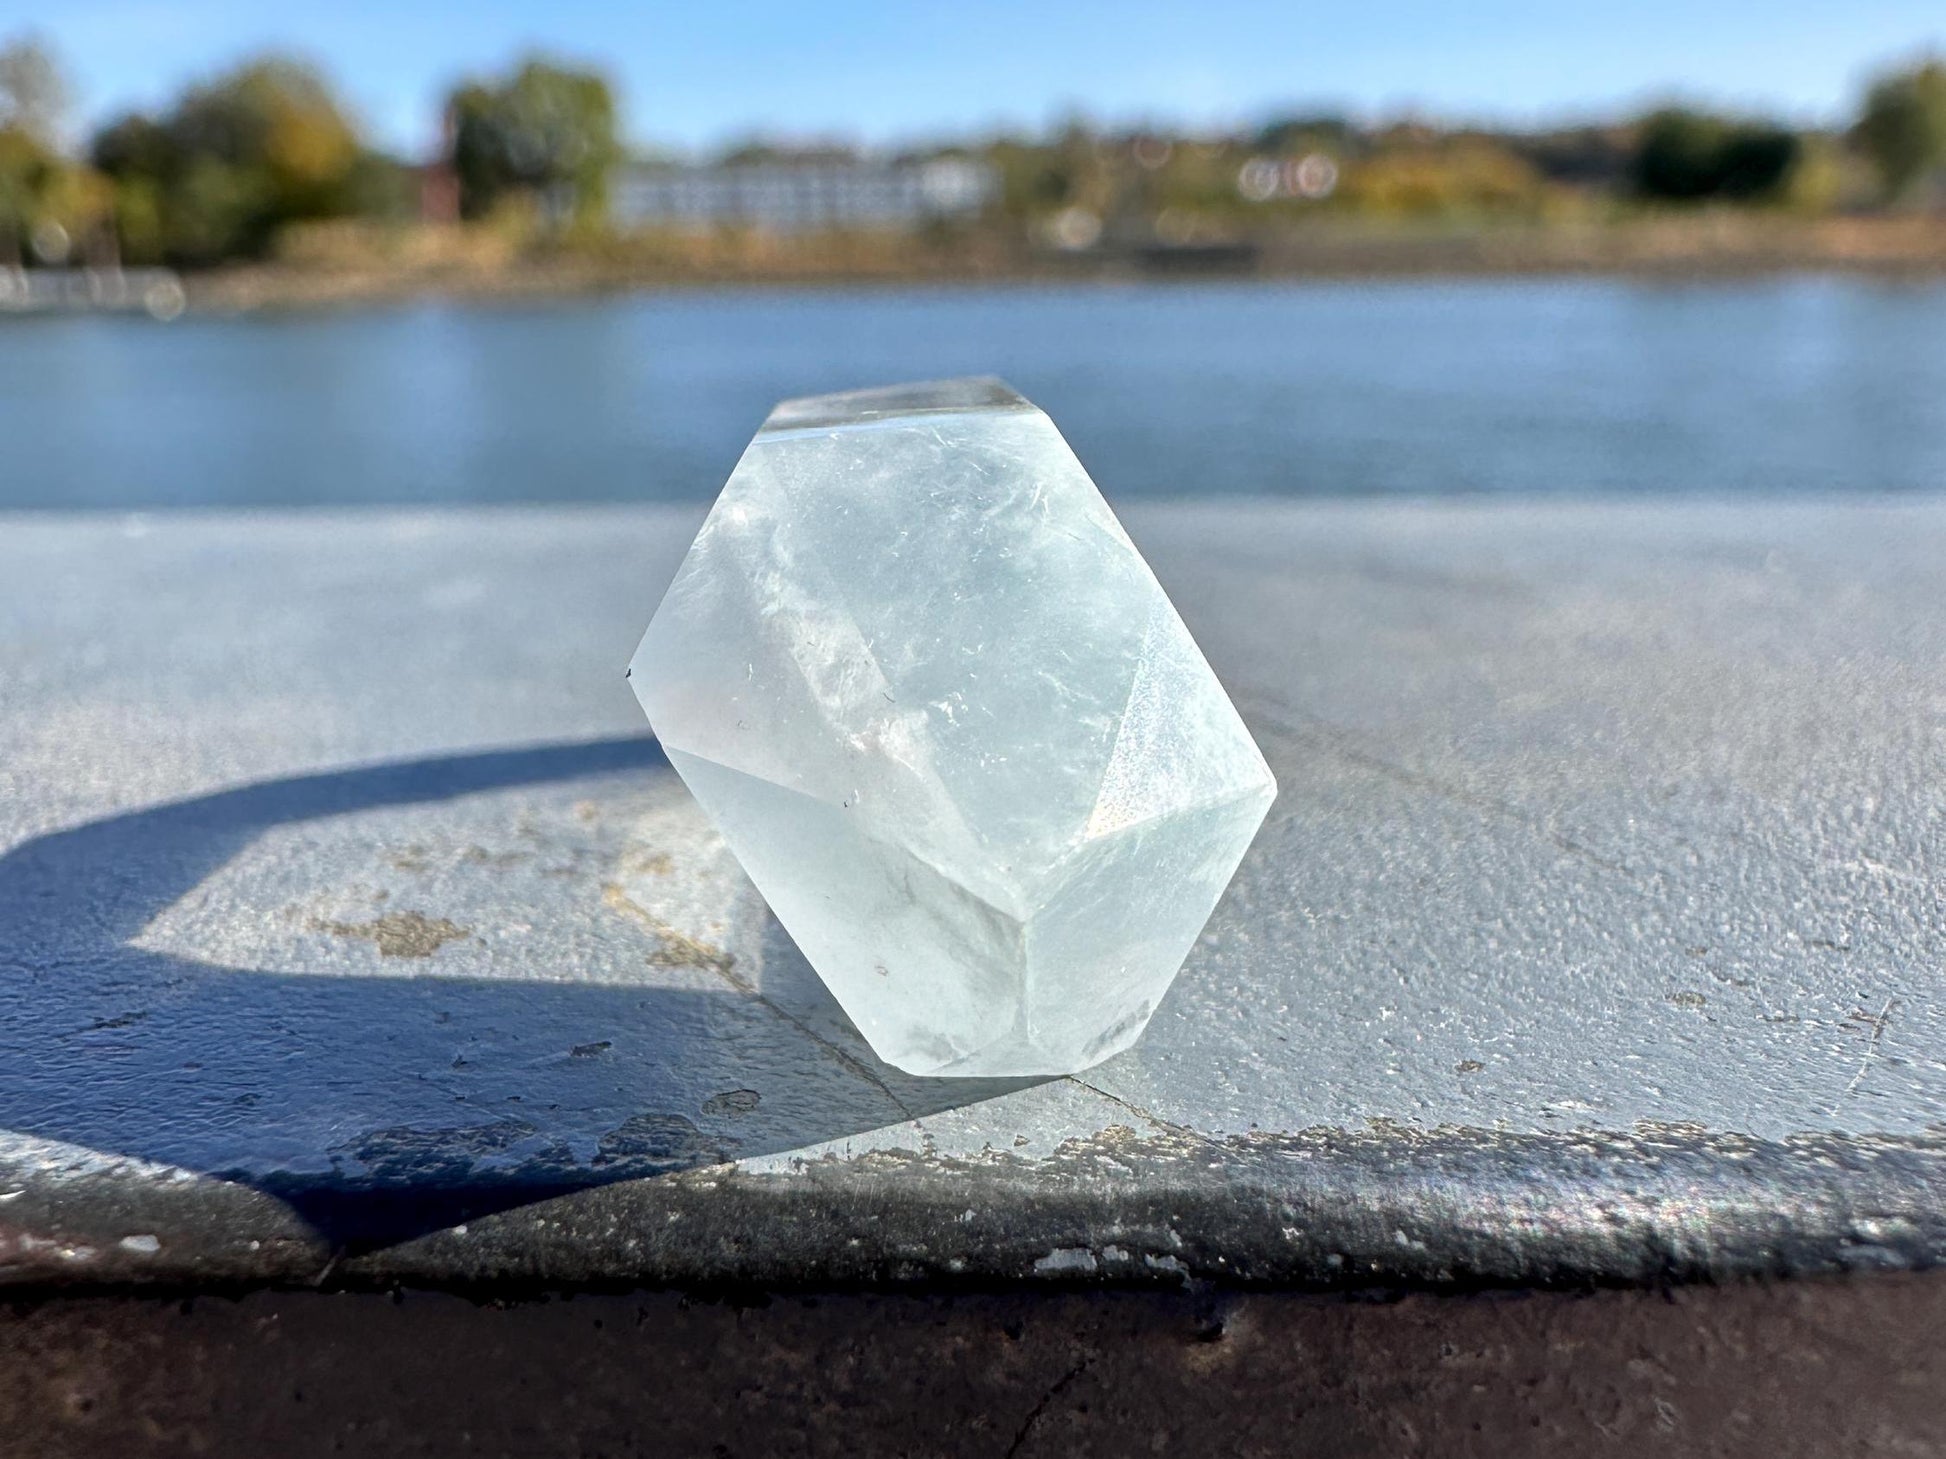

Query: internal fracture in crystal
[630,377,1275,1076]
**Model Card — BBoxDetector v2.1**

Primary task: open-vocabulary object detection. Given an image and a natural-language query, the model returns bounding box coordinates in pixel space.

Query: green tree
[0,34,65,141]
[0,36,72,262]
[90,56,368,264]
[1854,60,1946,202]
[1632,109,1801,202]
[173,59,360,217]
[1254,114,1353,154]
[448,57,619,223]
[0,126,52,262]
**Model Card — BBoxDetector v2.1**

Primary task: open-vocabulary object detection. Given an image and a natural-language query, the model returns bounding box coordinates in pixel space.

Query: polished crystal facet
[629,378,1275,1076]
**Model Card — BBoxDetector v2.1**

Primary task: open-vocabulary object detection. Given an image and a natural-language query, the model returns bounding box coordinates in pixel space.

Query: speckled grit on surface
[2,499,1943,1287]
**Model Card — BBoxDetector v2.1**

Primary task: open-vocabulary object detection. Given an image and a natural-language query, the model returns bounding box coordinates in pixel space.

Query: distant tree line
[1631,112,1802,201]
[0,31,1943,271]
[0,37,621,267]
[88,59,395,264]
[1856,60,1946,200]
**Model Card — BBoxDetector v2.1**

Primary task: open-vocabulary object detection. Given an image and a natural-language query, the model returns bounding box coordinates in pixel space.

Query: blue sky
[25,0,1946,156]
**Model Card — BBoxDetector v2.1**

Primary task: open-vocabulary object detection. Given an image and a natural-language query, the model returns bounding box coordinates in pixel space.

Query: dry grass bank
[184,213,1946,312]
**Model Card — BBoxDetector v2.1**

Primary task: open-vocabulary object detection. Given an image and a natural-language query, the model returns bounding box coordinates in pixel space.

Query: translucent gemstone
[629,378,1275,1076]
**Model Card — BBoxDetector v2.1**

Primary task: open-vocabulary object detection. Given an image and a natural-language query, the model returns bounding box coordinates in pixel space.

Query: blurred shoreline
[182,215,1946,312]
[12,39,1945,314]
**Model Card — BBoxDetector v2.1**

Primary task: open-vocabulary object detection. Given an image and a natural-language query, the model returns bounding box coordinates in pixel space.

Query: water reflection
[2,277,1944,510]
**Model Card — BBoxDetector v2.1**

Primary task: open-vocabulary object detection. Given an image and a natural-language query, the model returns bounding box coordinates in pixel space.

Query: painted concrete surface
[1,500,1942,1287]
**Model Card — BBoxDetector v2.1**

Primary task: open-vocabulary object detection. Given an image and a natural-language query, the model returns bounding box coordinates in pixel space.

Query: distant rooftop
[610,157,997,233]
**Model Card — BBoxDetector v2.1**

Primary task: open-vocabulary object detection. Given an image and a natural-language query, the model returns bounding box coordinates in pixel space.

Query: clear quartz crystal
[630,378,1275,1076]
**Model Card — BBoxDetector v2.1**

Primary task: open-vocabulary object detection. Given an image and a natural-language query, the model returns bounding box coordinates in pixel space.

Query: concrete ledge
[3,500,1944,1290]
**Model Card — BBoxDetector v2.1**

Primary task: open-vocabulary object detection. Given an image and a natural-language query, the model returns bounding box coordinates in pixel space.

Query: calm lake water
[3,277,1945,509]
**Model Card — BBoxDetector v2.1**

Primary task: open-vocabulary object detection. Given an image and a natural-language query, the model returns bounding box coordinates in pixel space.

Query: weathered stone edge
[5,1121,1944,1292]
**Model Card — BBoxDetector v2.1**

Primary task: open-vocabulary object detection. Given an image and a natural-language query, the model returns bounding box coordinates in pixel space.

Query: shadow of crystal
[0,736,1041,1252]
